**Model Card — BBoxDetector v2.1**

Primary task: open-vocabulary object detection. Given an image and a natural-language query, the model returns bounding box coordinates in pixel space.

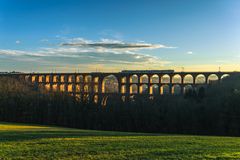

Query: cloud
[0,49,26,56]
[186,51,193,55]
[0,48,170,65]
[61,38,174,50]
[16,40,21,44]
[0,37,174,71]
[98,30,123,40]
[40,39,49,42]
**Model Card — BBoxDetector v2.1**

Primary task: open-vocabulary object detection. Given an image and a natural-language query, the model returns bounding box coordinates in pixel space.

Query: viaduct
[1,70,239,104]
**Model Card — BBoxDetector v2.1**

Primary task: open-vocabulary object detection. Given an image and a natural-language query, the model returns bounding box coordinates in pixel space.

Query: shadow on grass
[0,129,158,143]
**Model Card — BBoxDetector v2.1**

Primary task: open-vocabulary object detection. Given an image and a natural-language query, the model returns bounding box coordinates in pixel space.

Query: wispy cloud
[15,40,21,44]
[186,51,193,55]
[40,39,49,42]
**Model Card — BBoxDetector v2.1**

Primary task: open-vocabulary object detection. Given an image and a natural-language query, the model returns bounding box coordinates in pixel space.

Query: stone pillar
[181,75,184,84]
[49,75,53,91]
[204,74,208,84]
[90,76,94,94]
[98,77,103,94]
[42,75,46,84]
[193,75,196,84]
[32,75,39,90]
[117,76,122,94]
[125,75,130,95]
[72,82,76,96]
[148,74,151,94]
[64,75,68,92]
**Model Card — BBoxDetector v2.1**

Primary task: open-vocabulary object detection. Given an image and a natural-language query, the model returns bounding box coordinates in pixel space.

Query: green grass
[0,122,240,159]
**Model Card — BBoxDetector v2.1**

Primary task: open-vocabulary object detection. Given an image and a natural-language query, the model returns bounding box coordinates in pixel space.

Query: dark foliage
[0,76,240,136]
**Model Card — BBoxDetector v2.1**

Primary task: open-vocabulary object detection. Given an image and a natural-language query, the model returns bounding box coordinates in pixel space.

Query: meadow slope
[0,122,240,159]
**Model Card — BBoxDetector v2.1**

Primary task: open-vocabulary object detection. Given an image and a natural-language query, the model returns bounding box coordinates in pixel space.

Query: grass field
[0,122,240,159]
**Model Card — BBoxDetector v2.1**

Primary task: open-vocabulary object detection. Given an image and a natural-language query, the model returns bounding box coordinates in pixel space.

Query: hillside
[0,122,240,159]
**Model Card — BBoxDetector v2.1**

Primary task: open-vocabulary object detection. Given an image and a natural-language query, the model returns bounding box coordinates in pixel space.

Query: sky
[0,0,240,72]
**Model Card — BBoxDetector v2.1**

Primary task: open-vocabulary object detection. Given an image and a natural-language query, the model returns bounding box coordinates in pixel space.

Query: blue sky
[0,0,240,72]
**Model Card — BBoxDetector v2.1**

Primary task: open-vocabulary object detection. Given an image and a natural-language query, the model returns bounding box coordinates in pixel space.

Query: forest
[0,75,240,136]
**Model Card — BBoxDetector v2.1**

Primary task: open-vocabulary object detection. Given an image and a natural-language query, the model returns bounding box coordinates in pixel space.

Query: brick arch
[76,75,84,82]
[140,74,149,83]
[220,74,230,81]
[183,84,194,94]
[160,84,170,95]
[130,84,138,94]
[195,74,206,84]
[130,74,139,83]
[183,74,194,84]
[53,75,59,83]
[38,75,45,82]
[150,74,159,83]
[102,74,119,93]
[139,84,148,94]
[84,75,92,83]
[172,84,182,95]
[150,84,159,95]
[161,74,170,84]
[207,74,219,84]
[172,74,182,84]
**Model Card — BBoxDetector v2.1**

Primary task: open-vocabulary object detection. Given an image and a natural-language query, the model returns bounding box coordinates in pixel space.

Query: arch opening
[76,75,83,83]
[84,84,90,93]
[183,74,193,84]
[130,74,138,83]
[60,84,65,92]
[160,85,170,95]
[102,75,119,93]
[52,84,58,91]
[76,84,81,92]
[68,75,74,83]
[39,75,45,82]
[121,77,127,83]
[45,84,51,91]
[94,85,98,93]
[161,74,170,83]
[150,84,159,95]
[121,85,126,94]
[221,74,230,82]
[184,85,194,94]
[25,75,31,82]
[85,75,92,83]
[60,75,65,82]
[172,84,181,95]
[139,84,148,94]
[94,95,98,104]
[130,84,138,94]
[172,74,182,84]
[140,74,149,83]
[94,77,99,83]
[195,74,206,84]
[68,84,73,92]
[207,74,219,84]
[53,75,59,83]
[31,76,37,83]
[45,75,51,83]
[150,74,159,83]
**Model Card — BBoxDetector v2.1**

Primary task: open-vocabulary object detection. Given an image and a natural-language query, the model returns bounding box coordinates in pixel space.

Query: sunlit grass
[0,122,240,159]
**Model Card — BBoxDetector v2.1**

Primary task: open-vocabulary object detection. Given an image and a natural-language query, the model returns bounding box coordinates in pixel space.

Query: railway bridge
[1,70,239,104]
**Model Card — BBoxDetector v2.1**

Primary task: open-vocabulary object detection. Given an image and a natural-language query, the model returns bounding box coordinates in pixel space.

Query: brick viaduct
[1,70,239,104]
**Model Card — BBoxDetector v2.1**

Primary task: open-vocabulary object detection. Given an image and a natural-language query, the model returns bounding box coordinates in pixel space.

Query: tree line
[0,75,240,136]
